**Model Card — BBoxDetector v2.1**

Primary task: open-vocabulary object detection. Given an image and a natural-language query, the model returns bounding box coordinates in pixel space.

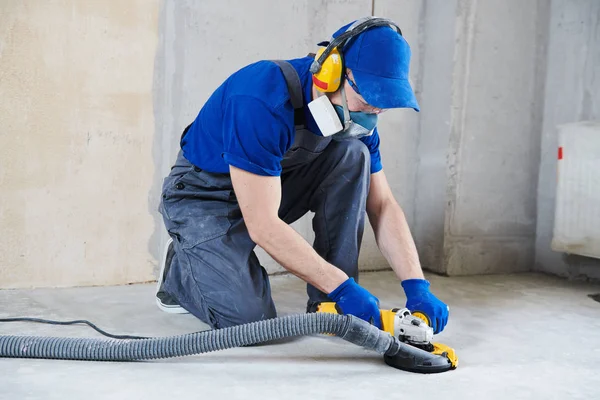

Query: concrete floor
[1,271,600,400]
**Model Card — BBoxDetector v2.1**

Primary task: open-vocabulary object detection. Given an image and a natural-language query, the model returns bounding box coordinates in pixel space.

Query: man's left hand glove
[401,279,449,334]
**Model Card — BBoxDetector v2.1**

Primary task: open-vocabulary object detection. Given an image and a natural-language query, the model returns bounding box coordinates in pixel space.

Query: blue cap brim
[352,69,420,112]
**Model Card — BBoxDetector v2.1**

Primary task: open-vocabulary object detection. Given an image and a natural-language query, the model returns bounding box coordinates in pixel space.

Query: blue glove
[401,279,449,334]
[328,278,382,329]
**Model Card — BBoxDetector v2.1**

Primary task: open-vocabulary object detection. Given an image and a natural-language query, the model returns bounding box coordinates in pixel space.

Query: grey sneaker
[155,238,188,314]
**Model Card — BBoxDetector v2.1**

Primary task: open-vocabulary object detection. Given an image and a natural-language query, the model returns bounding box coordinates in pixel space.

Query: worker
[155,17,449,334]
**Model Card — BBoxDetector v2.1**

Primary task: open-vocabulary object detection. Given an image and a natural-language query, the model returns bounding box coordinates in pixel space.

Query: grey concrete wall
[0,1,159,288]
[375,0,552,276]
[443,0,550,275]
[358,0,424,269]
[535,0,600,280]
[151,1,465,275]
[377,0,458,274]
[153,0,560,277]
[151,0,389,274]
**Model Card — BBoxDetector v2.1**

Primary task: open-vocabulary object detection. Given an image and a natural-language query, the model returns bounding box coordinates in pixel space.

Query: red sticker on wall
[558,146,563,160]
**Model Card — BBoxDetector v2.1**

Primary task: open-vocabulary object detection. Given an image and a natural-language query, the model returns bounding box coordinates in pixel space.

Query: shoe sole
[156,237,189,314]
[155,299,189,314]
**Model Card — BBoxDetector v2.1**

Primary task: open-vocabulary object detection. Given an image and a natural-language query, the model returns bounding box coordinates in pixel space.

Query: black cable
[0,317,149,340]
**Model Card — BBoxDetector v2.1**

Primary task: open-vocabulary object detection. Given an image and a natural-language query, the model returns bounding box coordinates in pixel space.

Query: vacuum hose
[0,313,452,373]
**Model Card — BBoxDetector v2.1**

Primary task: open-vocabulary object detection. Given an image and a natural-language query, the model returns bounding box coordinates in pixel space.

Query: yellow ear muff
[312,47,343,93]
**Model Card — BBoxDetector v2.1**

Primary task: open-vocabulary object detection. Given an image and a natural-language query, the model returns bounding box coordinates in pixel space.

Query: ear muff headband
[309,17,403,76]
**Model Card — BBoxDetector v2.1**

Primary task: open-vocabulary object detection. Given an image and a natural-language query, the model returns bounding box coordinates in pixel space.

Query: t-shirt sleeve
[222,95,292,176]
[360,127,383,174]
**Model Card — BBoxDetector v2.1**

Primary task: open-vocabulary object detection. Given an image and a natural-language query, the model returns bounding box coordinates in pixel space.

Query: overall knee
[330,140,371,177]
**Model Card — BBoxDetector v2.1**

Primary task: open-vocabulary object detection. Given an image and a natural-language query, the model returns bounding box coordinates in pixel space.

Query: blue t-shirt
[181,56,382,177]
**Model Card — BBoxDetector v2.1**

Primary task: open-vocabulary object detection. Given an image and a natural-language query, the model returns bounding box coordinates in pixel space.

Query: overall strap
[271,60,306,128]
[182,59,308,143]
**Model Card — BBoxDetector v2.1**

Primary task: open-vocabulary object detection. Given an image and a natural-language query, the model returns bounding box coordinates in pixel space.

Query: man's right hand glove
[401,279,449,334]
[327,277,382,329]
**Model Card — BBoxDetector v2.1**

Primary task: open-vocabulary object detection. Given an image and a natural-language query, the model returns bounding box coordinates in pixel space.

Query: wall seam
[150,0,168,279]
[411,0,428,233]
[443,0,477,273]
[531,0,552,272]
[444,0,477,256]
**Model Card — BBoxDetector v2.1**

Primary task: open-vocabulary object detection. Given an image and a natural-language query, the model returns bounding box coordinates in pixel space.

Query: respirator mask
[308,83,378,141]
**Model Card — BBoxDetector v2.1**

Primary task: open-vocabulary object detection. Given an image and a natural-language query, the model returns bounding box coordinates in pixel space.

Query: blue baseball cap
[331,20,420,111]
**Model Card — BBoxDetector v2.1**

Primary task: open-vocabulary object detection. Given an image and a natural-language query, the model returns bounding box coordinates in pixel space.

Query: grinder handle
[316,302,396,335]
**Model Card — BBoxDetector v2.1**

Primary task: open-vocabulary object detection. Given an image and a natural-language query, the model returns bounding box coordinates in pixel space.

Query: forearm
[368,198,425,281]
[228,165,347,294]
[251,218,348,294]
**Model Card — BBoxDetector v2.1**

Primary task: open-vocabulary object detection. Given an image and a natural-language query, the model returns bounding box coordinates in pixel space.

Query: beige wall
[0,1,159,288]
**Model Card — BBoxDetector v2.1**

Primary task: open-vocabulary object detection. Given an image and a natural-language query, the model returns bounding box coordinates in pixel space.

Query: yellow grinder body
[316,302,458,368]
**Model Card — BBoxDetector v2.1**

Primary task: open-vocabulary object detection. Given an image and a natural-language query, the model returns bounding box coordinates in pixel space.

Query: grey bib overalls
[159,61,372,328]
